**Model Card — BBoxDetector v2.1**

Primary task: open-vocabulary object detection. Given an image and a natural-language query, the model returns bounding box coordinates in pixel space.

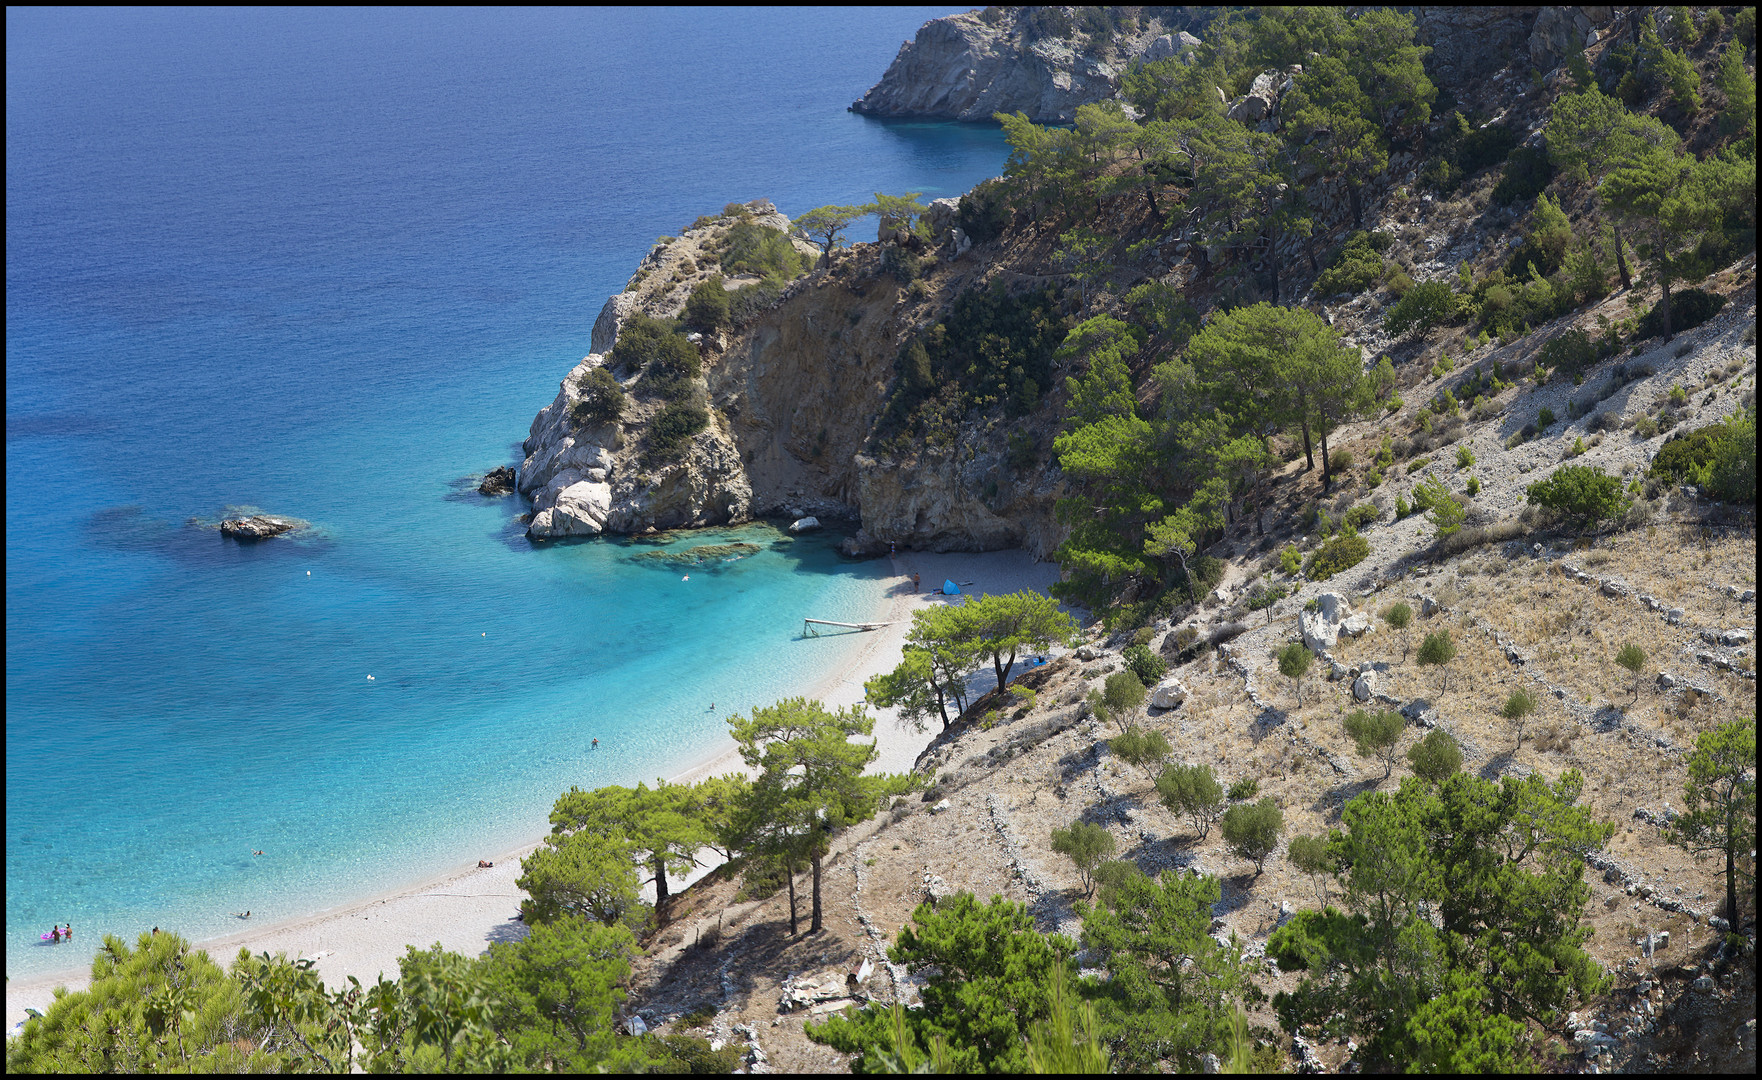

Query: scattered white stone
[1150,676,1189,709]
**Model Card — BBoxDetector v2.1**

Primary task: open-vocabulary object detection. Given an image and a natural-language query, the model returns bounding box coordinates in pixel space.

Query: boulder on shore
[789,516,822,534]
[477,466,516,496]
[219,515,298,541]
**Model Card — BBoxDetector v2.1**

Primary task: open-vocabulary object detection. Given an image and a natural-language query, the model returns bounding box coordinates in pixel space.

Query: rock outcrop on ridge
[850,8,1197,124]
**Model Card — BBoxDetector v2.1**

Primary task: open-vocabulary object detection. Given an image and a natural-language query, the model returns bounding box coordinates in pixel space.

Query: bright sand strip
[6,548,1063,1035]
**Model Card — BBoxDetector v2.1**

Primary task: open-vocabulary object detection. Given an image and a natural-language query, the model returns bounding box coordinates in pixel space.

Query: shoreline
[6,547,1062,1035]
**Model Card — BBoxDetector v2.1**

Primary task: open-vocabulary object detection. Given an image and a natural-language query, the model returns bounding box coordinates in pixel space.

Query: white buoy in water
[306,571,311,576]
[367,675,374,680]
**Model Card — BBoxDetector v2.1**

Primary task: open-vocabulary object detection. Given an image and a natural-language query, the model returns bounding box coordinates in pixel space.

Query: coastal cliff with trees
[11,5,1756,1074]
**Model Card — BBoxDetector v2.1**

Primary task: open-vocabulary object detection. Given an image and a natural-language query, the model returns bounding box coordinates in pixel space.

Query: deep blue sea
[5,6,1007,983]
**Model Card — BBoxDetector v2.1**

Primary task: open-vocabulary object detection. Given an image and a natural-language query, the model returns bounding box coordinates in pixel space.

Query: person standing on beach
[913,572,920,593]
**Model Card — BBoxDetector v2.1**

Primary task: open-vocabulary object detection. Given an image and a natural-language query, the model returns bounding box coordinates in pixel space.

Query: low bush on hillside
[1305,532,1370,582]
[728,278,788,325]
[683,276,730,333]
[956,178,1011,243]
[1649,409,1757,503]
[1314,231,1390,297]
[1490,145,1554,207]
[1636,288,1727,340]
[1420,112,1519,195]
[646,401,709,464]
[1526,465,1632,531]
[1123,643,1168,687]
[1385,279,1459,339]
[571,367,626,425]
[718,222,807,280]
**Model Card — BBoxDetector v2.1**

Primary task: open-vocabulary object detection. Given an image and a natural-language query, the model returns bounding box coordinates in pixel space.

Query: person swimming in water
[592,737,599,749]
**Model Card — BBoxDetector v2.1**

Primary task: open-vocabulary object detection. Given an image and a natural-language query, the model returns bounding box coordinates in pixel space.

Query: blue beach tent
[942,580,960,595]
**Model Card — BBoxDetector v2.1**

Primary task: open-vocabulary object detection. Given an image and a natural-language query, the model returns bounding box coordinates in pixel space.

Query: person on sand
[478,859,493,868]
[913,572,920,593]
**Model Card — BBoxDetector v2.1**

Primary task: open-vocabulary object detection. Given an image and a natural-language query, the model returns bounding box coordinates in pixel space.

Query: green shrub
[1466,475,1481,496]
[1332,448,1356,473]
[1246,581,1295,612]
[1123,643,1168,687]
[1537,406,1556,429]
[881,244,928,284]
[720,222,806,280]
[1395,496,1411,518]
[1305,532,1370,582]
[1342,503,1380,531]
[1421,112,1518,195]
[1651,410,1758,504]
[571,366,626,425]
[1737,7,1756,48]
[1490,145,1554,207]
[1636,288,1727,340]
[728,278,787,324]
[1220,798,1283,874]
[1315,231,1388,297]
[1536,328,1600,379]
[1385,279,1459,338]
[883,281,1064,431]
[610,312,683,371]
[682,275,731,333]
[1407,729,1462,784]
[647,401,709,463]
[1526,464,1631,530]
[1227,777,1260,801]
[1568,436,1588,458]
[1417,630,1458,691]
[956,178,1011,243]
[1456,445,1476,469]
[1279,544,1303,576]
[641,336,703,401]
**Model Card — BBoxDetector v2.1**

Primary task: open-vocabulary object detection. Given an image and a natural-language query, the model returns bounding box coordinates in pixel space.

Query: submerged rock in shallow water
[631,542,762,566]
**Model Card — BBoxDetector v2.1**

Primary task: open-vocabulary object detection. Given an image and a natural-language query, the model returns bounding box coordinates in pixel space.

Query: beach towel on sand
[942,580,960,595]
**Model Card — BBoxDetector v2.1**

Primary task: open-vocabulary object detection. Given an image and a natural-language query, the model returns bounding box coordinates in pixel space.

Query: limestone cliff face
[518,216,1067,557]
[519,354,753,539]
[708,265,1064,557]
[851,9,1195,124]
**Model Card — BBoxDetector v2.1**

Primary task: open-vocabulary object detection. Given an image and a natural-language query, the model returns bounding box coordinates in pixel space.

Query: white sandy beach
[6,547,1064,1035]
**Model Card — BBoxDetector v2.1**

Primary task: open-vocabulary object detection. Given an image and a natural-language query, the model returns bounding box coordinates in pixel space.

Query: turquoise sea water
[6,7,1007,982]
